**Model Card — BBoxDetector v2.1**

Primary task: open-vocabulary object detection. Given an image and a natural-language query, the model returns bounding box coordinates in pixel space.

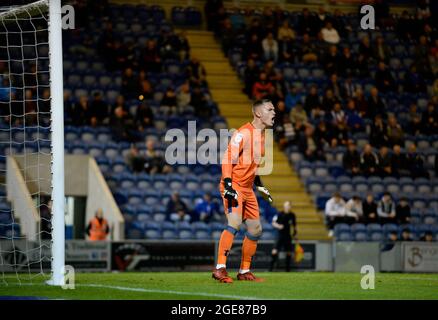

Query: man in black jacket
[343,140,361,176]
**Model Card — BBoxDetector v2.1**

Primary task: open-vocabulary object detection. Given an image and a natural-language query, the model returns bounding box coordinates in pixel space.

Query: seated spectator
[278,34,295,63]
[187,57,207,87]
[327,74,345,100]
[299,125,325,162]
[325,192,346,236]
[322,88,338,112]
[400,228,413,241]
[125,144,145,173]
[421,103,438,135]
[89,91,108,126]
[331,121,349,147]
[353,88,368,117]
[375,61,395,93]
[191,86,210,118]
[360,144,379,177]
[277,20,296,41]
[166,192,190,222]
[359,35,373,62]
[245,34,263,60]
[262,33,279,62]
[143,139,172,174]
[339,47,356,77]
[244,58,260,96]
[174,31,190,61]
[373,36,391,63]
[404,65,427,93]
[176,82,191,111]
[193,193,220,223]
[72,95,91,126]
[110,105,136,142]
[378,146,392,177]
[139,79,153,101]
[135,101,154,130]
[419,231,434,242]
[405,144,429,179]
[252,72,273,100]
[141,39,161,72]
[323,45,340,75]
[377,192,396,224]
[345,99,365,132]
[321,21,340,44]
[343,140,361,176]
[391,144,409,177]
[345,196,363,222]
[304,85,321,114]
[160,87,178,115]
[300,33,318,63]
[363,194,378,224]
[396,197,411,225]
[370,114,389,148]
[388,231,398,243]
[121,67,139,99]
[367,87,385,120]
[329,102,346,125]
[284,86,302,112]
[289,103,308,125]
[387,115,404,147]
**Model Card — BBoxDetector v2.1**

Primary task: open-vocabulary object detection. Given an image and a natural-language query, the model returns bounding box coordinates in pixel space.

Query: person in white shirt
[325,192,346,236]
[345,196,363,222]
[377,192,396,224]
[262,32,279,63]
[321,22,340,44]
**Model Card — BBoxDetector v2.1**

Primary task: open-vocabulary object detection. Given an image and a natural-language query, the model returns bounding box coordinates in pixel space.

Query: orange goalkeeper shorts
[220,184,260,220]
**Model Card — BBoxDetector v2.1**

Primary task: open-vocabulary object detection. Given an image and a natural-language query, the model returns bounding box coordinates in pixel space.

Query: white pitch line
[78,284,262,300]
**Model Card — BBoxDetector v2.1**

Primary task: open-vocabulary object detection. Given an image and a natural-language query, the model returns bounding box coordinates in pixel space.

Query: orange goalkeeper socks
[240,236,258,271]
[216,229,235,266]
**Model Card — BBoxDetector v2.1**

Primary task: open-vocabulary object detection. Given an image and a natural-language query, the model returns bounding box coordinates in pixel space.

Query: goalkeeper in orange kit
[212,99,275,283]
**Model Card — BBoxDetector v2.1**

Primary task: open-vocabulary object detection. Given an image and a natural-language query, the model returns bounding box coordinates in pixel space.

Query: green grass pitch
[0,272,437,300]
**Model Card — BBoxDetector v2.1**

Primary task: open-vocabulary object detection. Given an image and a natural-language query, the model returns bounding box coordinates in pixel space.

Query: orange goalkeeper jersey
[221,122,265,189]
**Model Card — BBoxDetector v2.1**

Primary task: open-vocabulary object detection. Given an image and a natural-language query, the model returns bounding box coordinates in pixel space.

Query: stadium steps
[185,30,330,241]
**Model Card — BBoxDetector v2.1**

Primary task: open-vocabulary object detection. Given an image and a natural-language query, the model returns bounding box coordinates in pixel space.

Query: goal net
[0,0,65,286]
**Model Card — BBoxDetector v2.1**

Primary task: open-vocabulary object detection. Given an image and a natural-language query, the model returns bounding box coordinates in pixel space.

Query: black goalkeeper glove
[223,178,238,201]
[254,175,273,203]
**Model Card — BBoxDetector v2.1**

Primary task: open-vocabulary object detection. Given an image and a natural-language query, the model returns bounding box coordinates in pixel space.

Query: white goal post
[0,0,65,286]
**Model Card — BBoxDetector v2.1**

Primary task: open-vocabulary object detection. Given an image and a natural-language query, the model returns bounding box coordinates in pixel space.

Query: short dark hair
[252,99,271,110]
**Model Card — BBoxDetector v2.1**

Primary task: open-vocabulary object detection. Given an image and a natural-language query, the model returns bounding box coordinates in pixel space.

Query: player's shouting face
[253,100,275,128]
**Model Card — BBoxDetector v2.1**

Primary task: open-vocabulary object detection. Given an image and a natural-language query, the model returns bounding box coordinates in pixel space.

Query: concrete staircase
[184,30,329,240]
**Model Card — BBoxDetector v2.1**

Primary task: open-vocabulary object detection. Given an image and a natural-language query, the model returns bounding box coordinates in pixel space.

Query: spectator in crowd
[343,140,361,176]
[345,195,363,222]
[325,192,346,237]
[391,144,409,177]
[125,144,145,173]
[373,36,391,63]
[72,95,91,126]
[166,192,190,222]
[277,20,296,41]
[322,88,338,112]
[299,125,325,162]
[245,34,263,60]
[284,86,301,112]
[345,99,365,132]
[290,103,308,125]
[400,228,413,241]
[191,86,211,118]
[420,231,434,242]
[193,193,220,223]
[187,57,207,87]
[86,208,110,241]
[396,197,411,225]
[323,45,340,75]
[89,91,108,125]
[175,31,190,61]
[321,21,340,44]
[339,47,356,77]
[135,101,154,130]
[367,87,385,120]
[375,61,395,93]
[139,79,154,101]
[110,104,136,142]
[141,39,161,72]
[360,144,379,177]
[304,85,321,114]
[160,87,178,115]
[377,192,396,224]
[378,146,392,177]
[262,33,279,62]
[388,231,398,243]
[359,35,373,62]
[244,58,260,96]
[121,67,139,99]
[406,143,429,179]
[300,33,318,63]
[404,65,427,93]
[297,8,316,36]
[252,72,273,99]
[176,82,192,111]
[363,194,378,224]
[421,103,438,134]
[143,139,172,174]
[387,115,404,146]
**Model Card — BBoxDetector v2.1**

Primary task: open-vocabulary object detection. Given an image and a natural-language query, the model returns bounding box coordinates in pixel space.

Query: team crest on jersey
[232,132,243,147]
